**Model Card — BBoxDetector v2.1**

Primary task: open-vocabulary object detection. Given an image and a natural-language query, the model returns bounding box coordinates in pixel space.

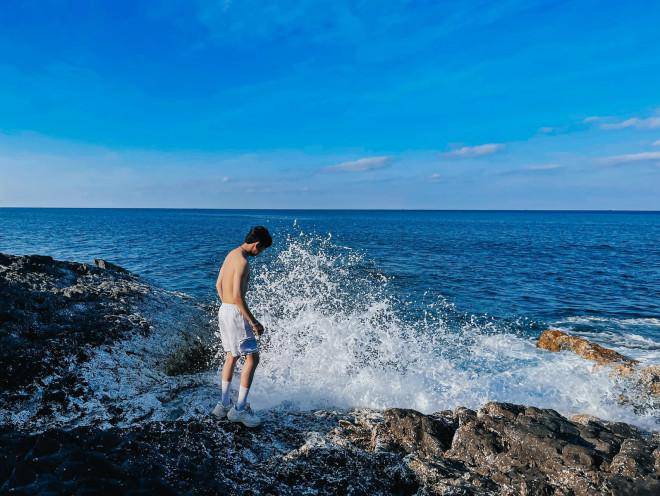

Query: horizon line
[1,207,659,213]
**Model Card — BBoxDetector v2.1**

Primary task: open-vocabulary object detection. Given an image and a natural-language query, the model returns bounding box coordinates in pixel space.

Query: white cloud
[652,140,660,146]
[324,156,392,172]
[583,116,605,123]
[429,173,442,181]
[443,143,504,158]
[500,163,565,176]
[599,151,660,166]
[600,117,660,130]
[538,126,555,134]
[221,176,230,182]
[523,163,563,171]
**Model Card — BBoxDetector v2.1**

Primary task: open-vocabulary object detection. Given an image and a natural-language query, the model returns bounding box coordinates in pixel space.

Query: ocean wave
[557,316,660,327]
[243,230,658,429]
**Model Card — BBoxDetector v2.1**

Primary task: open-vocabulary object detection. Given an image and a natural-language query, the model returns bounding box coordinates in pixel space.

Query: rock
[637,365,660,397]
[444,402,659,495]
[163,335,215,376]
[371,408,457,456]
[537,330,659,410]
[609,438,655,478]
[0,253,147,394]
[2,254,657,494]
[0,252,212,430]
[537,329,638,368]
[3,404,655,495]
[93,258,129,273]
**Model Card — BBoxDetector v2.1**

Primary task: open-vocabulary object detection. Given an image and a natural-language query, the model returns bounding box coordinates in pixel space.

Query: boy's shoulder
[227,248,248,265]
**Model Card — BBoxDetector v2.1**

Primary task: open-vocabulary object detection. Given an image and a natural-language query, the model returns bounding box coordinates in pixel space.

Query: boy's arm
[215,266,223,300]
[232,260,262,335]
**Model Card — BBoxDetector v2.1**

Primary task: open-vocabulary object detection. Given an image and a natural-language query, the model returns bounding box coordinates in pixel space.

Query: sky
[1,0,659,209]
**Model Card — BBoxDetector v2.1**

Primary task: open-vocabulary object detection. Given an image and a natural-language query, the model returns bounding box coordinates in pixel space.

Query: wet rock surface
[537,329,659,414]
[0,253,214,430]
[537,329,638,368]
[0,254,150,395]
[1,404,658,495]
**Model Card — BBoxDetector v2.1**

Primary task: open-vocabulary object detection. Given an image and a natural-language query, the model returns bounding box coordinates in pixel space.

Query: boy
[212,226,272,427]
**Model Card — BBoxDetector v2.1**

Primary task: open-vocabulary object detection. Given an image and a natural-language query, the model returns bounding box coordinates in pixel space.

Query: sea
[1,208,659,428]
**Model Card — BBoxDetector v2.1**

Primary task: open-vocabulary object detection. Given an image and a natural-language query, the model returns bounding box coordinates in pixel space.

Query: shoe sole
[227,413,261,428]
[211,408,228,419]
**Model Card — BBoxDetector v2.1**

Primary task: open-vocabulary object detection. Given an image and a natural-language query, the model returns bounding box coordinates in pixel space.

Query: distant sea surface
[1,208,659,426]
[1,209,657,330]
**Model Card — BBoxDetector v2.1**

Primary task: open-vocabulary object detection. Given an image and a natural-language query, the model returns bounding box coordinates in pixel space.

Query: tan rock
[537,329,638,367]
[537,330,658,404]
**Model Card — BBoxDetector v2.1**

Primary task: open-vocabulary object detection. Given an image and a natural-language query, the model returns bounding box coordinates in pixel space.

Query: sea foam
[245,230,658,429]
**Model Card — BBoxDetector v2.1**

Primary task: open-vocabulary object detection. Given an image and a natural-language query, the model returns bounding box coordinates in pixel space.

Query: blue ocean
[1,209,658,428]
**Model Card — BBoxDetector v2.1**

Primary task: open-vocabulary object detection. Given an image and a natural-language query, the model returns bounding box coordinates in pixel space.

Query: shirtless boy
[212,226,272,427]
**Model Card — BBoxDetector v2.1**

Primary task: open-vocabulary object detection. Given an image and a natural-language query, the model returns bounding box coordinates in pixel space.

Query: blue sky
[1,0,659,209]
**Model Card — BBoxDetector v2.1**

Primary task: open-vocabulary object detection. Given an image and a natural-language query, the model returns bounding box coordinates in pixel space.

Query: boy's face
[250,242,266,256]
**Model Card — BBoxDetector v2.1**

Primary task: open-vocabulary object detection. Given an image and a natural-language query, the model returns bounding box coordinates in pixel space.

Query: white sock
[221,380,231,406]
[236,385,250,410]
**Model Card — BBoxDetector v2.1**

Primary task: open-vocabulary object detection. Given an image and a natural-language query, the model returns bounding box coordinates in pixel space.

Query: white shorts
[218,303,259,357]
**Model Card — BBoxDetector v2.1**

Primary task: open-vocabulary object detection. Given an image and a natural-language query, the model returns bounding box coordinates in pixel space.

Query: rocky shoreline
[0,254,151,395]
[1,253,658,495]
[2,403,658,495]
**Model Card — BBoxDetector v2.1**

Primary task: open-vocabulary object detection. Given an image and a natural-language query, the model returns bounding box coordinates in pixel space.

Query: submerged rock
[1,403,657,495]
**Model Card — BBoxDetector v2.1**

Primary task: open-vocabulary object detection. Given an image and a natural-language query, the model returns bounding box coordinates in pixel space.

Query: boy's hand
[251,321,264,337]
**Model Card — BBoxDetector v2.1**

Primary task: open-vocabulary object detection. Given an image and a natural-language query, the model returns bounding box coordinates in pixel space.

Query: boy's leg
[221,353,238,406]
[236,352,259,410]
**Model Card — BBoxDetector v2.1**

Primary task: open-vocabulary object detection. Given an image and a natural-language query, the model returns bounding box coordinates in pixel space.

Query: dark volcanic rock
[2,404,656,495]
[443,402,659,495]
[371,408,457,456]
[0,253,149,395]
[0,412,417,496]
[0,252,219,431]
[93,258,129,274]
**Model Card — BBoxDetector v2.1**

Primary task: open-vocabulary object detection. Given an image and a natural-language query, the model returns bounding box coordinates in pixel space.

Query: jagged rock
[537,330,659,410]
[637,366,660,396]
[2,404,656,495]
[93,258,129,273]
[371,408,457,456]
[0,252,213,429]
[537,329,638,368]
[163,335,215,376]
[0,253,149,394]
[444,402,659,496]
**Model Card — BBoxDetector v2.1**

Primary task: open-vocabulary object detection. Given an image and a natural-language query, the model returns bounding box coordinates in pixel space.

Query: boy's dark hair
[245,226,272,248]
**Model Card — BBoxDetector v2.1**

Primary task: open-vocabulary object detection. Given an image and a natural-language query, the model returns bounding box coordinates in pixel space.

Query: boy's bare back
[217,248,250,304]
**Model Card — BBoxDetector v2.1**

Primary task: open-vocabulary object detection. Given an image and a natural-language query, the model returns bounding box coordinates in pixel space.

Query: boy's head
[244,226,272,255]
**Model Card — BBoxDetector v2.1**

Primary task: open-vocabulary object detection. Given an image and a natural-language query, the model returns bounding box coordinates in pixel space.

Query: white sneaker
[227,403,261,427]
[211,401,232,419]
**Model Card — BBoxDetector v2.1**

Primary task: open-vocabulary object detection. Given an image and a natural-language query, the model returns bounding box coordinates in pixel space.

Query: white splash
[246,230,659,430]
